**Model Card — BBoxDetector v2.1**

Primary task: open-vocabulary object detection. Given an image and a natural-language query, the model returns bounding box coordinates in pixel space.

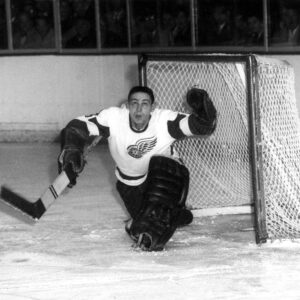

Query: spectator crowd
[0,0,299,50]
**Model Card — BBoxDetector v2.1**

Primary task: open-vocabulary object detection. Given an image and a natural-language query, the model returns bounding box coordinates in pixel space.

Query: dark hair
[127,86,155,103]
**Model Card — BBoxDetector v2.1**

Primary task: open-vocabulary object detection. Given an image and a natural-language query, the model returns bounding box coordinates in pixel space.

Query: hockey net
[256,56,300,240]
[141,54,300,241]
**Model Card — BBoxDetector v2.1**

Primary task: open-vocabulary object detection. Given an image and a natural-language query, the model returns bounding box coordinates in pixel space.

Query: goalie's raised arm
[186,88,217,135]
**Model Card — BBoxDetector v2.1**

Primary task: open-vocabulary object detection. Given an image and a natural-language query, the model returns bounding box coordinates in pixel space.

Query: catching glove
[186,88,217,135]
[187,88,217,120]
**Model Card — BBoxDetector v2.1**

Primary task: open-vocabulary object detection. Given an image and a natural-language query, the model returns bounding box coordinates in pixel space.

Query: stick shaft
[40,171,70,209]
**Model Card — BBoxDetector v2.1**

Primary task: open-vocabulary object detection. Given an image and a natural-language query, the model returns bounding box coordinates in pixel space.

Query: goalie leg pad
[146,155,189,208]
[130,203,177,251]
[129,155,192,251]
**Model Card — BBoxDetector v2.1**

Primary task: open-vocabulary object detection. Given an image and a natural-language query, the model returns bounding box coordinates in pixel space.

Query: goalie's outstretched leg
[127,155,193,251]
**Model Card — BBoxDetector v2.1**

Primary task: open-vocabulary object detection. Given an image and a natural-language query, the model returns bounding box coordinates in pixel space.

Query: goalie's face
[128,92,154,131]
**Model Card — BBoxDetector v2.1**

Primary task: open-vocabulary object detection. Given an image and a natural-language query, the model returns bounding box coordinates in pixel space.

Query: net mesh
[256,56,300,239]
[144,55,300,240]
[145,59,252,209]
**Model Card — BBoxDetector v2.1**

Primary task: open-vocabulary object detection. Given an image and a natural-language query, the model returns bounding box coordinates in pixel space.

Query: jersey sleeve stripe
[179,116,193,136]
[77,116,100,136]
[167,114,186,139]
[87,117,110,138]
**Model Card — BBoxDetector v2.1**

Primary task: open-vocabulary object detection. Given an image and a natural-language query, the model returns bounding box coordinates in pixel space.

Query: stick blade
[0,186,46,220]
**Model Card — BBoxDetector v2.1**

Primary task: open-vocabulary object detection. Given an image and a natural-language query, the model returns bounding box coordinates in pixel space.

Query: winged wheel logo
[127,136,157,158]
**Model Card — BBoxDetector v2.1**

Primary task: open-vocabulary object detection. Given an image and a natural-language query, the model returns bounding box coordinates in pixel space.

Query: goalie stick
[0,136,102,220]
[0,170,71,220]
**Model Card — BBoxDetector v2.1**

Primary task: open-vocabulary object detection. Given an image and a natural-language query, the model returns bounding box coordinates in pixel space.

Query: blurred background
[1,0,300,142]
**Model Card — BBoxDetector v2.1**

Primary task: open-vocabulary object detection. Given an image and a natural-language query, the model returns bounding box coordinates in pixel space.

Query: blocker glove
[58,147,85,187]
[58,125,87,187]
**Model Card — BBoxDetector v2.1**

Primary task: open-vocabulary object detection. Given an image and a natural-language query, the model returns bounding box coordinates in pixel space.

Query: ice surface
[1,143,300,300]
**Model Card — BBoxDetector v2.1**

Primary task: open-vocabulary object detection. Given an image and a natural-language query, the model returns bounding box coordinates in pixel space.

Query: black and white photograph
[1,0,300,299]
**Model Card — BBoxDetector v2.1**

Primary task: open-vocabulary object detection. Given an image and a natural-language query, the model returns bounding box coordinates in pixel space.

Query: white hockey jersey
[77,105,194,186]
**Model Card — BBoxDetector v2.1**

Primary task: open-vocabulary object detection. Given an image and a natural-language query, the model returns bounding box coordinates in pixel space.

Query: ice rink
[1,142,300,300]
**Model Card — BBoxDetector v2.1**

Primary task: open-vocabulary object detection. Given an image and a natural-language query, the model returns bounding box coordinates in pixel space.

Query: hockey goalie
[58,86,217,251]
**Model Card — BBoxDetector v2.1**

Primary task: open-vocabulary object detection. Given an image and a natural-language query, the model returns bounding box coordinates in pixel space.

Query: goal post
[138,53,300,244]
